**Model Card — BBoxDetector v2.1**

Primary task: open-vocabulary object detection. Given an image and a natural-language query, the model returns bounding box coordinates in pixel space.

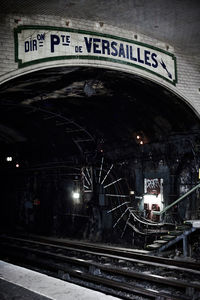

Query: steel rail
[1,242,200,292]
[1,236,200,274]
[1,242,196,300]
[7,256,186,300]
[24,235,200,271]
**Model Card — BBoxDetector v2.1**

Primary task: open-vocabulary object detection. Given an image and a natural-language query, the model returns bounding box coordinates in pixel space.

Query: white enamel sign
[15,26,177,85]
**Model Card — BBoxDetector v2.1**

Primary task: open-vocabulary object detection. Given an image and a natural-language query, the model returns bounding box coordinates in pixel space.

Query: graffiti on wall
[144,178,163,195]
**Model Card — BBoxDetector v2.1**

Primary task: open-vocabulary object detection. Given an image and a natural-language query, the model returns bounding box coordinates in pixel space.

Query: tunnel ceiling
[0,67,200,166]
[0,0,200,55]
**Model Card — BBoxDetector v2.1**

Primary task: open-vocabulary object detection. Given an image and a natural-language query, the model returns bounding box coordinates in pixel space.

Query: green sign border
[14,25,178,86]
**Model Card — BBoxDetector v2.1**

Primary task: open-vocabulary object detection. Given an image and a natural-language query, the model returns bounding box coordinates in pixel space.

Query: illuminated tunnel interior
[0,67,200,247]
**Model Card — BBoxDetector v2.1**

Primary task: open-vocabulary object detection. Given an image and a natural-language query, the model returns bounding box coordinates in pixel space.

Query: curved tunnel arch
[0,65,200,168]
[1,61,199,119]
[0,64,200,242]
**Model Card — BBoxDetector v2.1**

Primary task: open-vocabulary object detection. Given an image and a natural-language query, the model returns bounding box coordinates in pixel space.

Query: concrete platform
[0,260,121,300]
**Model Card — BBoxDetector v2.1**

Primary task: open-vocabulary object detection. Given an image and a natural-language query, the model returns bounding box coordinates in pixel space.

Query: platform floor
[0,260,121,300]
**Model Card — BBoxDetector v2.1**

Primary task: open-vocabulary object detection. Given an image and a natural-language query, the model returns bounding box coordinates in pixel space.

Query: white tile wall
[0,14,199,116]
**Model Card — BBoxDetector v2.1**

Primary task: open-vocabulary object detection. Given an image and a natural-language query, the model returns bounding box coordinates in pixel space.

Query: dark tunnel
[0,66,200,247]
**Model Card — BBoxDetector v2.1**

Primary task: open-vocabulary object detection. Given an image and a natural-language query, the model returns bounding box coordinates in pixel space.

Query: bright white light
[6,156,12,161]
[130,190,135,195]
[72,192,80,199]
[136,135,140,139]
[72,191,80,204]
[16,163,19,168]
[143,194,163,211]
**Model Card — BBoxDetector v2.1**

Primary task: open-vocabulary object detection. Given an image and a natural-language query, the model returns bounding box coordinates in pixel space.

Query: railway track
[1,235,200,300]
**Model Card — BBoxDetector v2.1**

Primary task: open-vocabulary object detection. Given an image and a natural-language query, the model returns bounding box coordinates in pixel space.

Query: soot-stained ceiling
[1,0,200,55]
[0,67,199,166]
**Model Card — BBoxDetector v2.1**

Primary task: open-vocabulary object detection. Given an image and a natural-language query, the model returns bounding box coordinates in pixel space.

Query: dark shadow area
[0,67,200,248]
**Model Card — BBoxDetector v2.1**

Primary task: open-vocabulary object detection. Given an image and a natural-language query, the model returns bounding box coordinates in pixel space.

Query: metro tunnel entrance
[0,66,200,250]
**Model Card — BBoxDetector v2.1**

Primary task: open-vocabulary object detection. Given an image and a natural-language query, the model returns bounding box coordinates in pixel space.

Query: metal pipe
[107,201,130,214]
[82,171,91,186]
[153,182,200,216]
[183,235,188,257]
[104,178,122,189]
[113,207,130,228]
[101,164,113,185]
[98,157,104,183]
[86,168,92,185]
